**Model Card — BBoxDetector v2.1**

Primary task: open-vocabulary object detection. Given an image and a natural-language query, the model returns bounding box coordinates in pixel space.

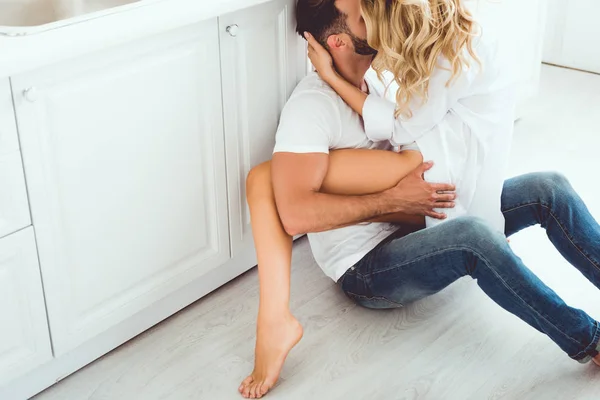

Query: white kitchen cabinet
[544,0,600,74]
[0,1,306,397]
[0,227,52,387]
[219,0,301,257]
[11,19,230,356]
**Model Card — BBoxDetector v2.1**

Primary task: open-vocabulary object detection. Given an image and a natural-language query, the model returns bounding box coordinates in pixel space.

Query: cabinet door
[544,0,600,74]
[11,19,230,355]
[219,0,301,257]
[0,228,52,387]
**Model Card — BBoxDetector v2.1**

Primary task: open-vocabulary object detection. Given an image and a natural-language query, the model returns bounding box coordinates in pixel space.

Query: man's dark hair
[295,0,348,48]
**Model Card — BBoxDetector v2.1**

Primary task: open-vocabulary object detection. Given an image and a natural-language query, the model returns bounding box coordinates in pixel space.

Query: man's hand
[384,162,456,220]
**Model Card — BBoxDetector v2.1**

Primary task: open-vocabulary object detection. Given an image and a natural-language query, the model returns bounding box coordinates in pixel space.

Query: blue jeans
[340,172,600,363]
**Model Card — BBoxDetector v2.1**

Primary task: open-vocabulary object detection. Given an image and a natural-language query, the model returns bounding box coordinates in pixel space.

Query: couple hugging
[237,0,600,398]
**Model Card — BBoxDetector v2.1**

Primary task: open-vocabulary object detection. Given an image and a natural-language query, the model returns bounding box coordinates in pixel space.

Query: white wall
[544,0,600,74]
[471,0,547,114]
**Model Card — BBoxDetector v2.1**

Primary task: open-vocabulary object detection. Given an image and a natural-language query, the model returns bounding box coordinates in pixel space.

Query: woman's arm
[305,32,478,145]
[305,32,368,116]
[323,72,368,117]
[322,149,426,226]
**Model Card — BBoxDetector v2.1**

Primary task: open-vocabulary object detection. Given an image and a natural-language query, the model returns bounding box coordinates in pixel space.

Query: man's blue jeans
[340,172,600,363]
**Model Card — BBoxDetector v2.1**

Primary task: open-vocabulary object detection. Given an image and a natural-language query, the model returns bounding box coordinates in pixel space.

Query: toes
[259,382,271,396]
[255,383,268,398]
[250,382,260,399]
[241,379,253,398]
[239,376,253,393]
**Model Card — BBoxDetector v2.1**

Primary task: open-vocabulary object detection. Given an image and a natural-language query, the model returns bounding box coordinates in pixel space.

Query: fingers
[431,183,456,192]
[426,211,447,220]
[434,193,456,202]
[304,31,319,48]
[433,201,455,209]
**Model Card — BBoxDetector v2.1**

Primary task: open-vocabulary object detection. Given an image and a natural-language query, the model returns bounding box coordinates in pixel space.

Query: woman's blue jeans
[340,172,600,362]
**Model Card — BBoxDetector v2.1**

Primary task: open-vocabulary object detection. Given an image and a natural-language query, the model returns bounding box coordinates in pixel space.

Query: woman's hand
[305,32,337,83]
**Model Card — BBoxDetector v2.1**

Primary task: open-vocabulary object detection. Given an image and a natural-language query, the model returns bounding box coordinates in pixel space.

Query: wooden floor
[34,65,600,400]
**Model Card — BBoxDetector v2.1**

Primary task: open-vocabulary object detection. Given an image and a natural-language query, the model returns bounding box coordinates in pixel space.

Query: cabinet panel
[0,152,31,239]
[12,19,230,355]
[0,78,19,157]
[0,227,52,386]
[220,0,300,256]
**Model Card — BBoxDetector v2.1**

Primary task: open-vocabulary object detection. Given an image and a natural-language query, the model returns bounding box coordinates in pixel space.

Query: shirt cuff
[400,142,420,152]
[362,94,395,142]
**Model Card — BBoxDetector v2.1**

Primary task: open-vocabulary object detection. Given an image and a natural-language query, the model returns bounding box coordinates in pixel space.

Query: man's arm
[272,152,454,236]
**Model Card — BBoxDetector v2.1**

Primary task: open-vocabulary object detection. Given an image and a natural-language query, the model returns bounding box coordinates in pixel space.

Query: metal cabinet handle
[226,24,239,37]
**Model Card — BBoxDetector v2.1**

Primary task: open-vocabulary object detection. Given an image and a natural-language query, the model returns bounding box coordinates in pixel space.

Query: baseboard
[0,246,257,400]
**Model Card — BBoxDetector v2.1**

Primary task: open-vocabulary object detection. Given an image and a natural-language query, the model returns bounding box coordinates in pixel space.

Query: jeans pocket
[344,291,404,310]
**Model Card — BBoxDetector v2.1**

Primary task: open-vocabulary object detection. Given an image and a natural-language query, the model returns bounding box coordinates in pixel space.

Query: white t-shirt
[362,34,517,232]
[273,72,397,282]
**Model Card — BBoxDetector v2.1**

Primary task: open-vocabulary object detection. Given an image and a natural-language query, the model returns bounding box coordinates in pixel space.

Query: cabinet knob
[226,24,239,37]
[23,87,39,103]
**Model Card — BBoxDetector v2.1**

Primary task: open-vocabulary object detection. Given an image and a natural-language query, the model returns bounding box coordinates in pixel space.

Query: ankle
[257,310,296,325]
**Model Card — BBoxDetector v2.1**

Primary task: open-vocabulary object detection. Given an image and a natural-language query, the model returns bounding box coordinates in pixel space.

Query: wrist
[378,189,405,214]
[322,68,340,85]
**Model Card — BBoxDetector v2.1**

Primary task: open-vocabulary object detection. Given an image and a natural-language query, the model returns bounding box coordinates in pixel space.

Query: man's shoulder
[287,72,342,109]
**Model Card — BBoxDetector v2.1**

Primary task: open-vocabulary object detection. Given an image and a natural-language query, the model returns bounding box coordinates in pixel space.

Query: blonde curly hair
[361,0,480,118]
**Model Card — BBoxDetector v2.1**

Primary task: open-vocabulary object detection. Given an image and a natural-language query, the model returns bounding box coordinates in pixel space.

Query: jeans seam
[501,201,540,214]
[369,245,586,348]
[571,320,600,361]
[503,201,600,274]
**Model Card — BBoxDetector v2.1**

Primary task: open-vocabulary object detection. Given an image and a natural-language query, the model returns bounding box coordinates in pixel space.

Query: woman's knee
[246,161,272,202]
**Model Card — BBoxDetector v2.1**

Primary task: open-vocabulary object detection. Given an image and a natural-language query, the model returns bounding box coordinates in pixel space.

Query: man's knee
[246,161,272,201]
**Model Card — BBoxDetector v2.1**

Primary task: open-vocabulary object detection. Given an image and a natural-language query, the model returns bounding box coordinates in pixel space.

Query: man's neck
[332,55,372,90]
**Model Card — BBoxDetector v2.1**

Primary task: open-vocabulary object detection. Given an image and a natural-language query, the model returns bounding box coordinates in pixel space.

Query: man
[239,0,600,398]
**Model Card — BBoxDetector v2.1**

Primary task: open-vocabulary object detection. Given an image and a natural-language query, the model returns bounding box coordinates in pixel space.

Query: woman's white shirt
[362,34,518,232]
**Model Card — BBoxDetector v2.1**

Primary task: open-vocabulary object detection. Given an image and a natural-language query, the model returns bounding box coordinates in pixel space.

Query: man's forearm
[279,191,401,236]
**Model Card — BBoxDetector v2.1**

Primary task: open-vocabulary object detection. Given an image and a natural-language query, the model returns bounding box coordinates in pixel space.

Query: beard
[349,33,378,56]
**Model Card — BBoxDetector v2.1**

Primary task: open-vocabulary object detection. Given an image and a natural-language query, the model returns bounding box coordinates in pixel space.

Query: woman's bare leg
[240,149,422,399]
[239,162,303,399]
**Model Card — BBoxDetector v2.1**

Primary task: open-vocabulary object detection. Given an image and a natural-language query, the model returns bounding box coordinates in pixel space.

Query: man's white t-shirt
[273,72,397,282]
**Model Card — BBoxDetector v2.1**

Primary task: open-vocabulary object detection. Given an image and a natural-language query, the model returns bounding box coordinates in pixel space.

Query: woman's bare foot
[239,313,303,398]
[593,354,600,367]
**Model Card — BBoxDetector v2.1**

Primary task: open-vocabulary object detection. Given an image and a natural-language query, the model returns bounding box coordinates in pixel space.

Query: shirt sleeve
[400,142,420,152]
[362,54,478,147]
[273,91,341,155]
